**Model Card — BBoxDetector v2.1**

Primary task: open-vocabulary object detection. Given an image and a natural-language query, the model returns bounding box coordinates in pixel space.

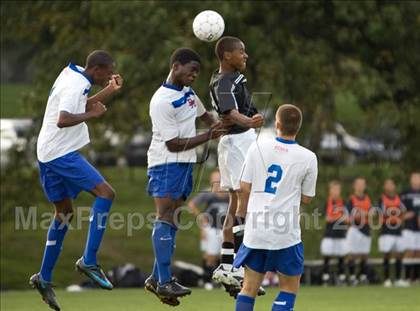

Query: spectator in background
[346,177,372,285]
[378,179,408,287]
[400,172,420,284]
[320,180,349,285]
[188,170,229,290]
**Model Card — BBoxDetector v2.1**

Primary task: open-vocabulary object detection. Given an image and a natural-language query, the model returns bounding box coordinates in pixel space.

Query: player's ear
[224,51,232,61]
[275,120,281,132]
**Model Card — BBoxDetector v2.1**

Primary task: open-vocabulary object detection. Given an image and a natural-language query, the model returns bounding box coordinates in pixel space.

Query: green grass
[1,164,404,289]
[0,84,30,118]
[1,287,420,311]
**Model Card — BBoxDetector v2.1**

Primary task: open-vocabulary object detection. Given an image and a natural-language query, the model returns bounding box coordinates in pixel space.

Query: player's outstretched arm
[87,74,123,106]
[165,122,226,152]
[57,102,107,128]
[225,109,264,129]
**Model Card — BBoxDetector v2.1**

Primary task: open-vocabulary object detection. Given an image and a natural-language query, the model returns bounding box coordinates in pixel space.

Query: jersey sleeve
[301,155,318,197]
[216,77,238,114]
[151,100,179,142]
[58,86,83,113]
[241,142,257,183]
[195,95,206,117]
[191,192,211,206]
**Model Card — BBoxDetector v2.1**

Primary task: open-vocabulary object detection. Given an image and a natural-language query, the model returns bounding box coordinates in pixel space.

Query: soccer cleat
[222,283,241,299]
[75,258,113,290]
[348,274,359,286]
[157,278,192,298]
[383,279,392,288]
[394,279,410,288]
[322,273,330,285]
[144,275,180,307]
[257,286,266,296]
[29,273,61,311]
[359,274,368,285]
[212,264,243,287]
[336,274,347,286]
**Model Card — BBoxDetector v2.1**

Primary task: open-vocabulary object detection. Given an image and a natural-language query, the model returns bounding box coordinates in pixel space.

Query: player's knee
[97,183,116,200]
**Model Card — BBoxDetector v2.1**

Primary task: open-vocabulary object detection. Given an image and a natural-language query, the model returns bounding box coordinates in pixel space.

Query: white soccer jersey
[147,83,206,168]
[241,137,318,250]
[37,63,92,163]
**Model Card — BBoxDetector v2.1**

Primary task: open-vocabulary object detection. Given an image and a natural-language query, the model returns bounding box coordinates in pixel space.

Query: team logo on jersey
[187,96,196,108]
[275,145,289,152]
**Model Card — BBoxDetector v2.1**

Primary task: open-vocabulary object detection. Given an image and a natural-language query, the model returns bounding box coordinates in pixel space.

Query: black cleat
[257,286,266,296]
[144,275,180,307]
[29,273,61,311]
[75,258,113,290]
[222,283,241,299]
[157,278,192,298]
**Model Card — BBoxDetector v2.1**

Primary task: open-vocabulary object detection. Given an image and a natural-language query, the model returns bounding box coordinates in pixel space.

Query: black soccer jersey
[191,192,229,229]
[209,70,258,135]
[400,189,420,232]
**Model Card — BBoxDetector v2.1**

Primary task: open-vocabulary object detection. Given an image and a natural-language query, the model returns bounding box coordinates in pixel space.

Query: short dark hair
[215,36,242,61]
[85,50,114,68]
[170,48,201,67]
[276,104,302,136]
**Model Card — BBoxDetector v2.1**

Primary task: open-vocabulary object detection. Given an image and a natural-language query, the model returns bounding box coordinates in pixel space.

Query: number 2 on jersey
[264,164,283,194]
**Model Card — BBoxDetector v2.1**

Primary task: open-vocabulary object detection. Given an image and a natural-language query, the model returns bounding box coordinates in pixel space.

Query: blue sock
[152,226,177,280]
[152,221,175,284]
[83,197,112,266]
[272,292,296,311]
[40,219,68,282]
[236,294,255,311]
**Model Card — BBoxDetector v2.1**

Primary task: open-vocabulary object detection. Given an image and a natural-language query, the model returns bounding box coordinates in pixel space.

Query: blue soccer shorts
[38,151,105,202]
[147,162,193,201]
[233,242,304,276]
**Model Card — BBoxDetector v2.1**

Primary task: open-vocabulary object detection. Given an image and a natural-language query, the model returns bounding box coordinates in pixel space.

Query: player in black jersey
[209,36,264,294]
[400,172,420,284]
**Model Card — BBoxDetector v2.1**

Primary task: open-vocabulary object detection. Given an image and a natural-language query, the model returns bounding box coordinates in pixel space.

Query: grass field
[1,287,420,311]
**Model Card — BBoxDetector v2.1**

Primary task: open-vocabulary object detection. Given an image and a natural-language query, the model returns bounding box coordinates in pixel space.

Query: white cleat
[394,279,410,288]
[212,264,243,287]
[383,279,392,288]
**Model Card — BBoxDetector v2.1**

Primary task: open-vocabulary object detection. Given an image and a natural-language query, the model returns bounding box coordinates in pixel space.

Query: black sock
[405,264,414,281]
[233,216,245,254]
[323,257,330,275]
[338,257,345,275]
[348,259,356,276]
[395,258,402,280]
[360,259,367,275]
[383,256,390,280]
[202,260,213,283]
[221,242,234,265]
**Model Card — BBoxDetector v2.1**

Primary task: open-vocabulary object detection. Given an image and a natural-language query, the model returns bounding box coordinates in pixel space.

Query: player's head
[275,104,303,138]
[353,177,366,195]
[383,178,396,195]
[85,50,115,87]
[410,172,420,190]
[328,180,341,199]
[215,36,247,72]
[210,170,221,192]
[169,48,201,86]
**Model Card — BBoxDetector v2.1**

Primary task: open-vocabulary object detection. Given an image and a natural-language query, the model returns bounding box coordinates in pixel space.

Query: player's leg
[383,252,392,286]
[153,197,191,298]
[236,266,265,311]
[272,273,301,311]
[30,198,73,311]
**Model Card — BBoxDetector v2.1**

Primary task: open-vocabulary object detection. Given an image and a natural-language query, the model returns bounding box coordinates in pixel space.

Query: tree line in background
[1,0,419,167]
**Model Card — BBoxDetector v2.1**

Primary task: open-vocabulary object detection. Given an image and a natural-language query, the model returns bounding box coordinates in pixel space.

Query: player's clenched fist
[250,113,264,128]
[209,121,227,139]
[90,101,107,117]
[109,74,123,91]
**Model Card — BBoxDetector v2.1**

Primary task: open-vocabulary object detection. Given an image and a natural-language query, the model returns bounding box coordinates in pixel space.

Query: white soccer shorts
[218,129,256,190]
[378,234,405,253]
[402,229,420,251]
[320,237,348,257]
[346,226,371,255]
[200,227,223,256]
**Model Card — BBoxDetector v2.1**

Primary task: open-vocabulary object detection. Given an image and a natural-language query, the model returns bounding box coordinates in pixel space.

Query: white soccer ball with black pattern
[193,10,225,42]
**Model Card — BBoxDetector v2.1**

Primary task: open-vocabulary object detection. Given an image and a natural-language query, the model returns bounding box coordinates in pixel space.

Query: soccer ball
[192,10,225,42]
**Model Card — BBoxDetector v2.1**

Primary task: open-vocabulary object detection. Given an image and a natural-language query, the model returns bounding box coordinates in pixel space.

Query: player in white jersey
[144,48,225,306]
[233,104,318,311]
[30,50,123,311]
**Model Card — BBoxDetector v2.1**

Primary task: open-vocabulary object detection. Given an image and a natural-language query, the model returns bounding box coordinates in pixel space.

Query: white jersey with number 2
[241,137,318,250]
